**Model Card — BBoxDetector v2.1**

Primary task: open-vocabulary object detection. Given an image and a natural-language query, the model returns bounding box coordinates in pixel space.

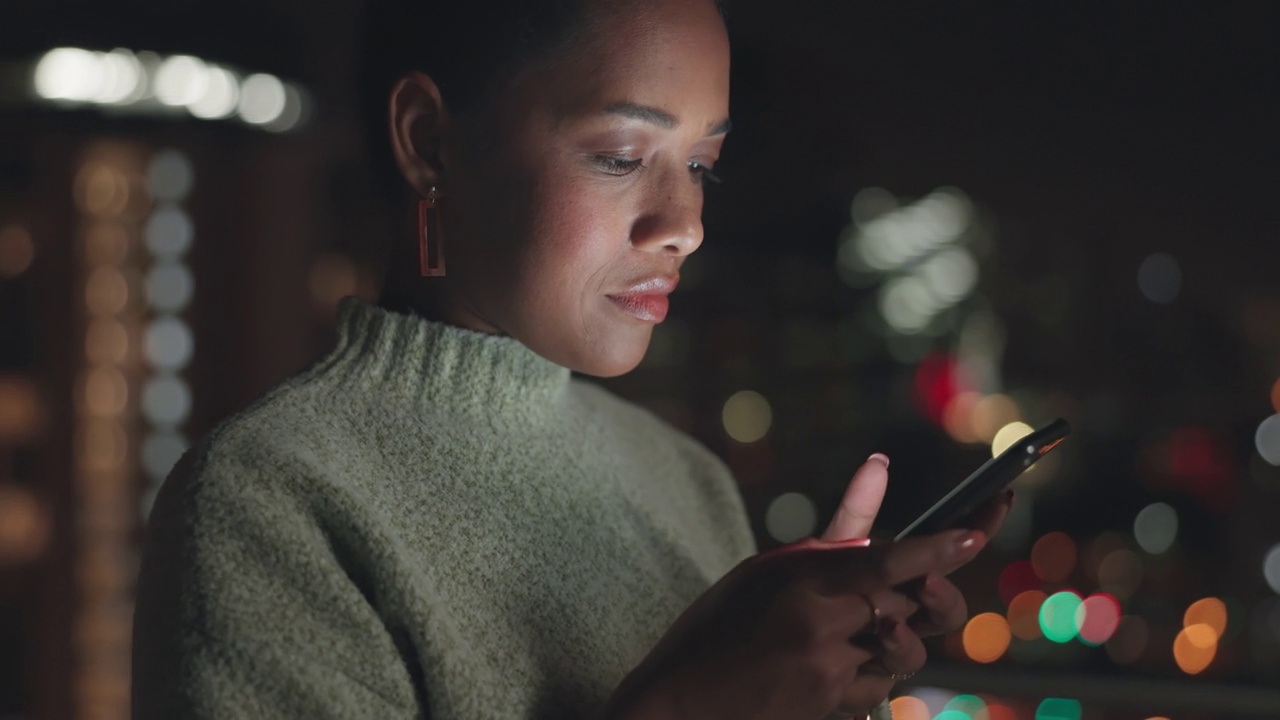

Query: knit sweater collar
[324,297,571,418]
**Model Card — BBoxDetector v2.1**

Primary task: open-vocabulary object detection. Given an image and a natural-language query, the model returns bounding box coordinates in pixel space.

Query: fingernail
[867,453,890,468]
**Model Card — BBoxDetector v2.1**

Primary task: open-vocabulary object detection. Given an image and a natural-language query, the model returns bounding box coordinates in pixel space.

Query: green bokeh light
[935,711,972,720]
[944,694,986,717]
[1036,697,1083,720]
[1039,591,1083,643]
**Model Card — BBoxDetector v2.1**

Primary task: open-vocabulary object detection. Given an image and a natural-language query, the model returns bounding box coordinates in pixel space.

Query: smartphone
[893,418,1071,540]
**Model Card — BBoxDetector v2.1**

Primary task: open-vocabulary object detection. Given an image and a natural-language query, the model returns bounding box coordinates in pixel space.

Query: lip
[607,275,678,323]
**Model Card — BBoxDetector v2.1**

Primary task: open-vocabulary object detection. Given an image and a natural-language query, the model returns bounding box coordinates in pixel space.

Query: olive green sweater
[132,298,757,719]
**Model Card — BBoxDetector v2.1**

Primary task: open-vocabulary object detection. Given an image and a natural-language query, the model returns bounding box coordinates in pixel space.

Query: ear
[388,71,452,198]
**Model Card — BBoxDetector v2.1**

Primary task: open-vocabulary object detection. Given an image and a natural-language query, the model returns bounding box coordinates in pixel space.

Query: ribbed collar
[318,297,571,421]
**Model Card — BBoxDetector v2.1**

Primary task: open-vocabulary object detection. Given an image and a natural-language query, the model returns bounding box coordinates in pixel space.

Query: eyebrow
[602,102,732,136]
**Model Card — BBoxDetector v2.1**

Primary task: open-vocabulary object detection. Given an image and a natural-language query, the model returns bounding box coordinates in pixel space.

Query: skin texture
[387,0,730,377]
[384,1,1011,716]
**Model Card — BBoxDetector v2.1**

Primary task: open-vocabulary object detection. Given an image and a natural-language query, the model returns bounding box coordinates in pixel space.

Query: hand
[818,455,1015,714]
[603,527,988,720]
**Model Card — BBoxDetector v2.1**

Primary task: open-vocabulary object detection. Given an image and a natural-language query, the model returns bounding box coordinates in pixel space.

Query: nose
[630,175,705,258]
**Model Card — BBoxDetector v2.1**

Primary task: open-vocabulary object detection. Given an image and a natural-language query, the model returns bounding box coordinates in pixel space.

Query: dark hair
[358,0,728,194]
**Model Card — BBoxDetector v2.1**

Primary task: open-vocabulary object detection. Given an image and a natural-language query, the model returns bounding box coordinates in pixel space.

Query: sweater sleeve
[131,441,424,719]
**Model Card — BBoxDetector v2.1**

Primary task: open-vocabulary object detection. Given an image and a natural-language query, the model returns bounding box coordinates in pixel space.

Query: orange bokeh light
[963,612,1012,664]
[1184,597,1228,641]
[1007,589,1046,640]
[887,696,930,720]
[971,393,1020,442]
[1031,531,1077,582]
[1173,624,1217,674]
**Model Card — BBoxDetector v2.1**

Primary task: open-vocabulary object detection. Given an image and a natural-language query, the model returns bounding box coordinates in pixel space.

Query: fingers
[822,529,987,593]
[821,454,890,541]
[907,573,969,637]
[968,489,1014,540]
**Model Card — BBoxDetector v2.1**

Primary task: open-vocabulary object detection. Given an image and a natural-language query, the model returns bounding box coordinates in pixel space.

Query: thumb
[821,454,890,541]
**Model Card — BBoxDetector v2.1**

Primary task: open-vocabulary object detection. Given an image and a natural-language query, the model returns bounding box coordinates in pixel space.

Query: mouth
[607,275,678,324]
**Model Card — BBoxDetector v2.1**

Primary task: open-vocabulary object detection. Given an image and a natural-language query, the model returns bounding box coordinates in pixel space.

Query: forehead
[516,0,731,127]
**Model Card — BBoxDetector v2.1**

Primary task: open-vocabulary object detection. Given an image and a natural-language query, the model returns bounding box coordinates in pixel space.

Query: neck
[378,240,503,336]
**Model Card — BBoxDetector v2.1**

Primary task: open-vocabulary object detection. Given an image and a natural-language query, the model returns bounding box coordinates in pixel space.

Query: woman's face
[440,0,730,377]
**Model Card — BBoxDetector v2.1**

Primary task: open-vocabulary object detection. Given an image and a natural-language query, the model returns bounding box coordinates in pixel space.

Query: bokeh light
[1174,624,1218,674]
[81,367,128,417]
[1097,548,1144,599]
[1035,698,1082,720]
[147,149,195,202]
[1076,593,1122,646]
[1133,502,1178,554]
[1031,531,1077,582]
[1272,377,1280,414]
[85,266,129,316]
[188,65,240,119]
[154,55,209,107]
[998,560,1040,605]
[0,225,36,278]
[991,421,1034,458]
[887,696,929,720]
[763,492,816,543]
[1008,590,1047,640]
[144,205,194,259]
[1039,591,1082,643]
[141,375,192,428]
[0,484,50,565]
[238,73,287,125]
[0,376,43,443]
[145,263,195,312]
[972,394,1020,443]
[963,613,1011,663]
[144,318,194,371]
[1264,544,1280,594]
[945,695,987,718]
[1105,615,1149,665]
[1256,414,1280,466]
[1137,252,1181,304]
[1184,597,1228,641]
[85,319,129,365]
[722,390,772,443]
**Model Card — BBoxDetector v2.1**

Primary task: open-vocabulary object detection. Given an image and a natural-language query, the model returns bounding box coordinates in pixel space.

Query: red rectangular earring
[418,187,446,277]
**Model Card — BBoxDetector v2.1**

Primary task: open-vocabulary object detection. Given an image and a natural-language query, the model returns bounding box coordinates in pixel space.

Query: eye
[689,160,722,185]
[595,155,645,176]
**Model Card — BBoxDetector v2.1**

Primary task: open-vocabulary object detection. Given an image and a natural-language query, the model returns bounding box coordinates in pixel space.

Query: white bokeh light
[238,73,287,125]
[765,492,817,543]
[34,48,100,101]
[1265,545,1280,595]
[1134,502,1178,554]
[722,391,772,444]
[144,205,194,259]
[144,318,194,371]
[188,65,240,119]
[154,55,210,107]
[141,375,192,427]
[145,263,195,312]
[1256,414,1280,466]
[147,149,195,202]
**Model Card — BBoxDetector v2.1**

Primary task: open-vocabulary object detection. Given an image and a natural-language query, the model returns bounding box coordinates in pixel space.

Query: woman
[132,0,1009,718]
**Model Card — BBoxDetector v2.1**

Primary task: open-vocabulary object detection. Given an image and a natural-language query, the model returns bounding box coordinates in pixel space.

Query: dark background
[1,2,1278,719]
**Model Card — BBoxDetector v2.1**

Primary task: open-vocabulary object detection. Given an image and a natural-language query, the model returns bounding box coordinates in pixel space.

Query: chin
[573,332,651,378]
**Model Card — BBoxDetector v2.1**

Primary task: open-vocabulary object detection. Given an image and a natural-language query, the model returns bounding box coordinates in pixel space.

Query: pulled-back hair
[358,0,728,193]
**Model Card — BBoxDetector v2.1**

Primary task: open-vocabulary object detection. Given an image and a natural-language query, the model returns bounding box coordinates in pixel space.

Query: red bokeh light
[998,560,1041,606]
